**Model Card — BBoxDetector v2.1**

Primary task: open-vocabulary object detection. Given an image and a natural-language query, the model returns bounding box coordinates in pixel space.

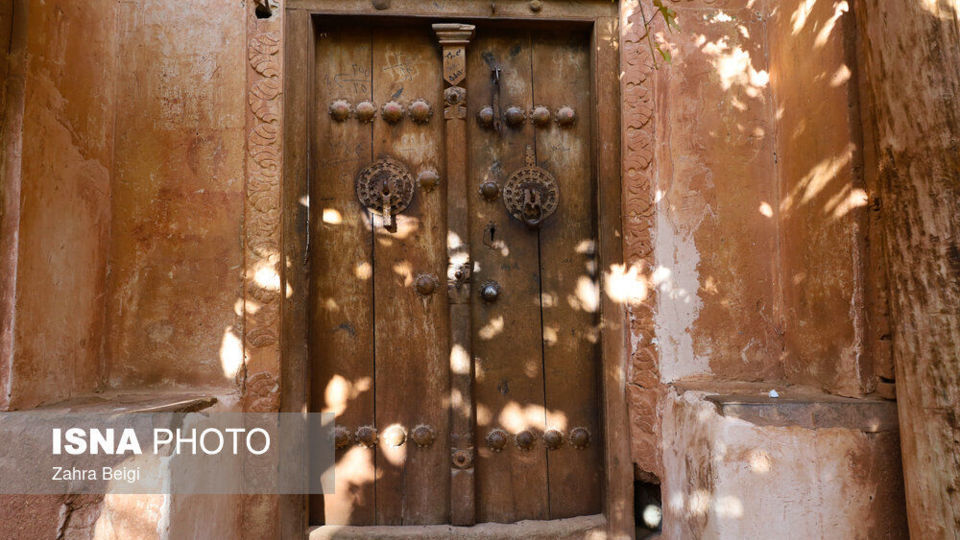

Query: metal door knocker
[502,146,559,228]
[356,156,415,232]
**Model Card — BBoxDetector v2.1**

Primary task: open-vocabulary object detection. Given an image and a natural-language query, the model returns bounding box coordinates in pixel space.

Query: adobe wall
[103,0,247,391]
[2,0,117,409]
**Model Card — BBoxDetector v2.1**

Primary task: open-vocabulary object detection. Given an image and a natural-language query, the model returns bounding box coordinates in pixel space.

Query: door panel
[370,26,450,526]
[311,24,376,526]
[467,30,550,524]
[532,30,603,519]
[310,19,601,528]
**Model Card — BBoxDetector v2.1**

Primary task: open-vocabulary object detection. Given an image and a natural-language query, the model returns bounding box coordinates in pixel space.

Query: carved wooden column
[433,22,476,527]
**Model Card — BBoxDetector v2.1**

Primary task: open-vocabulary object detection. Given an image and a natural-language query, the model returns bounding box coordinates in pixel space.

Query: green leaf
[656,45,671,63]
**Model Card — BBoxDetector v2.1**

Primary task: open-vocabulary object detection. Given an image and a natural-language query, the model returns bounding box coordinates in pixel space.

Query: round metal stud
[329,99,352,122]
[531,105,551,127]
[543,429,564,450]
[480,280,501,303]
[486,428,508,452]
[556,106,577,127]
[415,273,439,296]
[355,100,377,123]
[334,426,354,449]
[381,101,405,124]
[515,429,536,451]
[569,426,590,449]
[372,0,390,9]
[505,106,526,127]
[479,181,500,201]
[408,99,433,124]
[356,426,379,448]
[451,448,474,469]
[529,0,543,12]
[383,425,406,447]
[411,424,436,448]
[418,169,440,192]
[477,106,495,128]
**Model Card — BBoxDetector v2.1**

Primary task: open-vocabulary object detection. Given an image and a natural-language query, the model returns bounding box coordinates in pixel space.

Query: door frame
[279,2,632,536]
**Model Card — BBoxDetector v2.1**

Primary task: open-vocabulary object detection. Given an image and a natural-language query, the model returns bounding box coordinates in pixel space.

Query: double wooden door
[310,18,601,528]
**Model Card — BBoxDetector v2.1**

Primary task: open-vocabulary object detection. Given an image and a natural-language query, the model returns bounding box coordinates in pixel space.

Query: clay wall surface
[768,0,874,397]
[660,388,907,538]
[6,0,118,409]
[104,0,247,391]
[651,0,783,386]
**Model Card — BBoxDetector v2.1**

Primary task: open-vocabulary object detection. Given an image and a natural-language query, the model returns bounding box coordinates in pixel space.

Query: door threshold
[309,514,606,539]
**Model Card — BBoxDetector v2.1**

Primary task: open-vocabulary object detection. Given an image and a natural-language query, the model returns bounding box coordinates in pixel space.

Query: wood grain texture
[467,29,550,523]
[435,22,479,527]
[282,10,313,537]
[594,14,633,538]
[853,1,960,536]
[310,23,376,526]
[288,0,615,20]
[532,29,602,519]
[371,24,450,525]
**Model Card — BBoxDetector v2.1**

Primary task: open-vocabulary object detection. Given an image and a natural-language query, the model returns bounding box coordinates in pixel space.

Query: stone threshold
[29,391,222,414]
[670,378,898,433]
[309,514,606,540]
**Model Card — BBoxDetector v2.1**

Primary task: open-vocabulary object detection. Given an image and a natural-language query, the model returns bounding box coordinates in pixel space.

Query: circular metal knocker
[356,156,415,231]
[502,146,559,228]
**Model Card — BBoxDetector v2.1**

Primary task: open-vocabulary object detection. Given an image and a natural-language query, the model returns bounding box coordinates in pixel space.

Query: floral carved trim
[244,27,282,361]
[242,7,284,540]
[621,0,661,478]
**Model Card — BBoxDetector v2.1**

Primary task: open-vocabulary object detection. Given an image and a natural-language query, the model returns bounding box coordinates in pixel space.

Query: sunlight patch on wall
[219,327,243,378]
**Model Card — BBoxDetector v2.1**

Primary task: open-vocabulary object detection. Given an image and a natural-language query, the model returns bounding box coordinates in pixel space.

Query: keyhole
[489,224,496,242]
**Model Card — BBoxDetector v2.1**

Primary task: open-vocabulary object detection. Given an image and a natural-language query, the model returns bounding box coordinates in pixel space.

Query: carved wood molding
[242,3,284,539]
[620,0,661,478]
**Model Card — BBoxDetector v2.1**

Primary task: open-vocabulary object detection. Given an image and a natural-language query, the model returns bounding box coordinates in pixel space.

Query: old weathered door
[310,18,601,528]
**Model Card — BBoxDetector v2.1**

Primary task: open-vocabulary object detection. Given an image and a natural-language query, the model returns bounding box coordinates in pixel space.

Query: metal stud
[382,101,405,124]
[480,280,501,303]
[531,105,551,126]
[486,428,508,452]
[329,99,352,122]
[529,0,543,12]
[418,169,440,192]
[477,106,495,128]
[415,273,439,296]
[569,426,590,449]
[556,106,576,127]
[355,100,377,123]
[408,99,433,124]
[383,425,406,447]
[505,106,526,127]
[451,448,474,469]
[334,426,354,449]
[543,429,564,450]
[515,429,536,450]
[411,424,436,448]
[372,0,390,9]
[356,426,378,448]
[479,181,500,201]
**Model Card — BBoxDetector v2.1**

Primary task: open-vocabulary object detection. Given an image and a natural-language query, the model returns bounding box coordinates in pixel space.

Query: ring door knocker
[356,156,415,232]
[502,145,559,228]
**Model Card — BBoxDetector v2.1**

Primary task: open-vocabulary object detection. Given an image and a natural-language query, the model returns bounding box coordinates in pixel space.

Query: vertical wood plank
[596,15,634,538]
[532,29,603,519]
[371,24,450,525]
[283,10,313,536]
[434,23,478,527]
[468,29,550,523]
[310,22,376,526]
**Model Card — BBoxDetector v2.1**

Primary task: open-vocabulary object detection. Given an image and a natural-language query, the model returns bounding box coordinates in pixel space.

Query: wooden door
[309,19,601,528]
